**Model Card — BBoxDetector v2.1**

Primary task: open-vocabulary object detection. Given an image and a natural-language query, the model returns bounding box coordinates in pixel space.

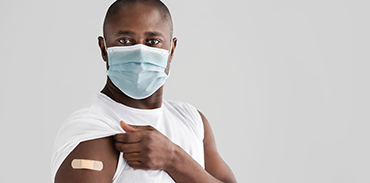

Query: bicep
[199,111,237,183]
[55,136,119,183]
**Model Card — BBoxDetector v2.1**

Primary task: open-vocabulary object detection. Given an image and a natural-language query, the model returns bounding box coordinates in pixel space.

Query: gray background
[1,0,369,182]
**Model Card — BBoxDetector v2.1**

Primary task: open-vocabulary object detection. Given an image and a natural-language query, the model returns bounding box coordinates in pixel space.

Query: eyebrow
[115,30,164,37]
[144,31,164,37]
[116,30,135,36]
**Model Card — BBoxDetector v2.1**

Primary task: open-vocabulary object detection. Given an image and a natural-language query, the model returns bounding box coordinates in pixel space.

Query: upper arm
[198,111,237,183]
[55,136,120,183]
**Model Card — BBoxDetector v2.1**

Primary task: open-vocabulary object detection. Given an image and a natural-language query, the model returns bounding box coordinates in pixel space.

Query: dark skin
[55,2,236,183]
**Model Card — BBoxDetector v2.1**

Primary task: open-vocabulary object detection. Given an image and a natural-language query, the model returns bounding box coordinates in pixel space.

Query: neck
[101,78,164,109]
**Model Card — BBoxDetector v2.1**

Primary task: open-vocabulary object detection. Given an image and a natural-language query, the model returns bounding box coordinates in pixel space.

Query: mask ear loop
[103,38,110,73]
[103,37,108,51]
[169,38,173,53]
[166,38,174,77]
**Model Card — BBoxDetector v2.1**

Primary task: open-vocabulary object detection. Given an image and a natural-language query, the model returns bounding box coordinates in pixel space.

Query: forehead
[105,2,171,39]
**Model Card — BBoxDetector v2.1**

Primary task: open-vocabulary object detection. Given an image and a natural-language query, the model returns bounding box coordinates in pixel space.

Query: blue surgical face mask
[105,43,171,100]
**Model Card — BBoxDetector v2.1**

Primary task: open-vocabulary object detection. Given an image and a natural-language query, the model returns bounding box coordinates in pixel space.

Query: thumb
[120,121,138,132]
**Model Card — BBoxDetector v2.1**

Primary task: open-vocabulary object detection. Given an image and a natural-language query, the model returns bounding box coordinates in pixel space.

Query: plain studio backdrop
[1,0,369,182]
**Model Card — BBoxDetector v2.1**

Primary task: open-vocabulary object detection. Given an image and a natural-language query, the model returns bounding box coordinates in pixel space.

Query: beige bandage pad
[71,159,103,171]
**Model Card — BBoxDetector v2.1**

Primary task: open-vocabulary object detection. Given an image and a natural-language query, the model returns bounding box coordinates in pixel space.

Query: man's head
[98,0,177,74]
[103,0,173,38]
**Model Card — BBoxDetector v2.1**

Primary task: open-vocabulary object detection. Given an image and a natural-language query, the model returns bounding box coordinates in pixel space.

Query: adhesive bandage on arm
[71,159,103,171]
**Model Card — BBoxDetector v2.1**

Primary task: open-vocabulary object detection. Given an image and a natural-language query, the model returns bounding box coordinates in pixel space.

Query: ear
[98,36,108,62]
[169,37,177,62]
[165,38,177,75]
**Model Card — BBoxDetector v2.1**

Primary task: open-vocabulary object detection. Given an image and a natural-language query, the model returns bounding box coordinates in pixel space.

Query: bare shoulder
[55,136,119,183]
[198,110,237,183]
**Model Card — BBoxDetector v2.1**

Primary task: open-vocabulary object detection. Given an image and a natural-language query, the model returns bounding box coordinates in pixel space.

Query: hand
[114,121,178,171]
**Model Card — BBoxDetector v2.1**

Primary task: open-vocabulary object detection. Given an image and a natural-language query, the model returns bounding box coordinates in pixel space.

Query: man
[51,0,237,182]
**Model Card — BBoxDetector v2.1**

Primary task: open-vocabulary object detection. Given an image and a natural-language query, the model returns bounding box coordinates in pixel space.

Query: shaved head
[103,0,173,38]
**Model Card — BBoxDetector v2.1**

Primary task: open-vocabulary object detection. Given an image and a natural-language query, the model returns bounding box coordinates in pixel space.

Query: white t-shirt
[51,93,204,183]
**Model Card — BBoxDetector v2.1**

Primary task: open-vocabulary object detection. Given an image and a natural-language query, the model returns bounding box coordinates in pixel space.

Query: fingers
[120,121,156,132]
[114,142,141,153]
[120,121,138,132]
[116,148,149,170]
[115,133,142,143]
[125,158,151,170]
[123,152,141,160]
[126,161,145,170]
[115,121,165,171]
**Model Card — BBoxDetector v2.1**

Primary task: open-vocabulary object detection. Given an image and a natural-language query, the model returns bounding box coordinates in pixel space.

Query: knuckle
[146,136,153,143]
[146,152,153,160]
[145,145,154,153]
[146,131,155,141]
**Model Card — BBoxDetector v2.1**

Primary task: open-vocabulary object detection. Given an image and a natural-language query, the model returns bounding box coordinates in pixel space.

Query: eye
[146,39,160,46]
[118,38,133,45]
